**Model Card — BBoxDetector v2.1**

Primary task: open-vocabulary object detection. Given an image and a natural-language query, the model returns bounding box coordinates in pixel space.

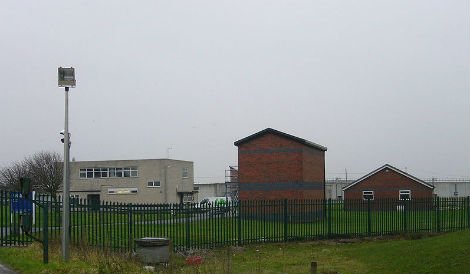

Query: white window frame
[399,190,411,200]
[183,193,194,203]
[147,181,161,188]
[93,168,103,178]
[86,168,93,178]
[109,168,116,177]
[123,167,131,177]
[182,167,189,179]
[115,168,123,177]
[79,169,87,178]
[79,167,139,179]
[130,167,138,177]
[100,168,109,178]
[362,190,374,200]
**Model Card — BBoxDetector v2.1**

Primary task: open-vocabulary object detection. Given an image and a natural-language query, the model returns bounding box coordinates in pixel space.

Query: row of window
[79,167,138,179]
[363,190,411,200]
[79,167,190,179]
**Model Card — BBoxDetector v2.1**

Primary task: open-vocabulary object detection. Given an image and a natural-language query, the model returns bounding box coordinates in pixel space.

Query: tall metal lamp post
[58,67,75,261]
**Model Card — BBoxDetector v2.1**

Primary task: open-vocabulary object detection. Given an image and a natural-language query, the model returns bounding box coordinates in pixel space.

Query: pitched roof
[234,128,327,151]
[342,164,434,191]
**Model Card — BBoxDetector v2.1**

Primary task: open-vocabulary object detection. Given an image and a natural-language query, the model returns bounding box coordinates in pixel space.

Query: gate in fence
[0,191,49,263]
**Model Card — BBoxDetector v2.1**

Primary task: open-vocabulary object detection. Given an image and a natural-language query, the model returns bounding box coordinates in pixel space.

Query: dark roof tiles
[234,128,327,151]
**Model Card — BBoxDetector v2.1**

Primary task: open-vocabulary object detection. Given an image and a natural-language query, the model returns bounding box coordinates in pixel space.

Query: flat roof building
[69,159,195,204]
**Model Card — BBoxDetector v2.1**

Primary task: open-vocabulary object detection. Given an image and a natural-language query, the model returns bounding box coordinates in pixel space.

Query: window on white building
[86,168,93,178]
[147,181,161,187]
[79,169,86,178]
[130,167,138,177]
[183,193,194,203]
[100,168,108,178]
[182,167,189,178]
[115,168,123,177]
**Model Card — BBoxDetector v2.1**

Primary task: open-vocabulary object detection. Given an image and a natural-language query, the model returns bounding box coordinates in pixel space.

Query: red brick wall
[303,148,325,182]
[237,133,325,200]
[344,168,433,200]
[238,189,325,200]
[238,134,304,183]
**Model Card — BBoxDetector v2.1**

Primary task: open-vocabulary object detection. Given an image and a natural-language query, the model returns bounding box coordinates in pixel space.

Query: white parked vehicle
[198,197,234,215]
[199,196,231,206]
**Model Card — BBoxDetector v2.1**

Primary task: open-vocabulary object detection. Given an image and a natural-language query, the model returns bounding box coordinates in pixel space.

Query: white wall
[431,181,470,197]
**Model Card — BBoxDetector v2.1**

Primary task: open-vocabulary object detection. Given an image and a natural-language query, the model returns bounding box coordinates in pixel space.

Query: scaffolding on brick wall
[225,166,239,202]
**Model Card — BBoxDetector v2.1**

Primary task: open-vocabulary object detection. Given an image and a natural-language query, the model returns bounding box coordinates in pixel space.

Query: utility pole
[58,67,75,261]
[62,86,70,261]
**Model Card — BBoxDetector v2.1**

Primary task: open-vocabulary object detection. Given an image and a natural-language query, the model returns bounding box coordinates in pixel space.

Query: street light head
[58,67,76,88]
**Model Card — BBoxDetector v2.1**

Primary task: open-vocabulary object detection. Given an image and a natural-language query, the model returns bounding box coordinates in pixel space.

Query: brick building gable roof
[342,164,434,191]
[234,128,327,151]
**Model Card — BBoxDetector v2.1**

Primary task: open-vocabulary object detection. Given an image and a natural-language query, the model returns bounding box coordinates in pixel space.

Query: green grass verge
[208,230,470,274]
[0,230,469,273]
[0,241,147,274]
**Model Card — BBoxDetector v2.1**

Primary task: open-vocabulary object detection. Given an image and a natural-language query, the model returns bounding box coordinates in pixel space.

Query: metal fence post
[43,203,49,264]
[403,200,407,233]
[128,204,133,252]
[436,197,441,232]
[237,200,242,246]
[327,199,332,238]
[283,199,288,242]
[367,198,371,237]
[185,203,190,249]
[467,196,470,228]
[1,191,4,247]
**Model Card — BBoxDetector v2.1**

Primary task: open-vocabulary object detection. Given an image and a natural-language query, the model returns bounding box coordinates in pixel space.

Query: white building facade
[429,179,470,198]
[69,159,195,204]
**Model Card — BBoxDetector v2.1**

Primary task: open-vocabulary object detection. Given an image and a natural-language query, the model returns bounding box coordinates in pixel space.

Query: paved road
[0,263,16,274]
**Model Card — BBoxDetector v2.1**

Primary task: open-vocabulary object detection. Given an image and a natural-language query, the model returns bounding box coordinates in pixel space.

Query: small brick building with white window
[343,164,434,204]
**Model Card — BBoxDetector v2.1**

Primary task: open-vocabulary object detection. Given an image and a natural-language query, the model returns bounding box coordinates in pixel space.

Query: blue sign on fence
[10,192,33,213]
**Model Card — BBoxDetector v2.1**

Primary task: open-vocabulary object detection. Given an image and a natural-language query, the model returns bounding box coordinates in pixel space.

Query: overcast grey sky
[1,1,469,182]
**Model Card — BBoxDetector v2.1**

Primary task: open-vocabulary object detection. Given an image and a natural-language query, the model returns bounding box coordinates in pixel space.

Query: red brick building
[234,128,327,201]
[343,164,434,203]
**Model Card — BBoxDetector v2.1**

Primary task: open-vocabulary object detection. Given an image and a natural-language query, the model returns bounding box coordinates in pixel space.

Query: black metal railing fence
[1,191,469,253]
